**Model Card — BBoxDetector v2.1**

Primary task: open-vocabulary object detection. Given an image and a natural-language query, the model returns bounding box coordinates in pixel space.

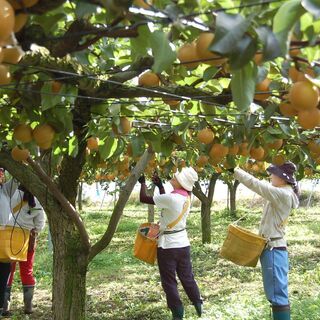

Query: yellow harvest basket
[220,224,267,267]
[133,223,159,265]
[0,225,30,263]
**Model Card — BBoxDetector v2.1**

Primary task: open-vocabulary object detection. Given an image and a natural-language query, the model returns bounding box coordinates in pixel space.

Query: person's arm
[152,174,165,194]
[2,178,19,198]
[234,168,287,204]
[138,176,155,205]
[32,200,46,232]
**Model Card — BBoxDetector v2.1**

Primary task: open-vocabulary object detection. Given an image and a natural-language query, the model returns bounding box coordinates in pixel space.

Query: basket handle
[232,214,248,225]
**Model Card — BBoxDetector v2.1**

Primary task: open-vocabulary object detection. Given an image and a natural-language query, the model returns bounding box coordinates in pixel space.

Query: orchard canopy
[0,1,320,319]
[0,0,320,179]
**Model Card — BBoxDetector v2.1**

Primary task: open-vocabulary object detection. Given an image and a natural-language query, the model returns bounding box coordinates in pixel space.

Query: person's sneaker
[194,302,203,317]
[171,305,184,319]
[1,310,13,317]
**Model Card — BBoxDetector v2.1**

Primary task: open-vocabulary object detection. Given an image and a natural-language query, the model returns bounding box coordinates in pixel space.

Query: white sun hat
[174,167,198,191]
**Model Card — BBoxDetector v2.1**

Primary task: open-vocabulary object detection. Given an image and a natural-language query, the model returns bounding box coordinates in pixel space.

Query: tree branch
[193,181,207,203]
[0,151,48,200]
[21,0,65,14]
[89,147,154,262]
[27,157,91,253]
[208,173,220,203]
[18,19,140,57]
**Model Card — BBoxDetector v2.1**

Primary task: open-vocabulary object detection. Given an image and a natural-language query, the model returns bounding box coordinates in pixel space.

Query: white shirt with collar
[153,191,190,249]
[7,189,46,232]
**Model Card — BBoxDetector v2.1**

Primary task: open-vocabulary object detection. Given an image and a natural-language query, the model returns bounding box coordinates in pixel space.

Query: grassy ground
[6,199,320,320]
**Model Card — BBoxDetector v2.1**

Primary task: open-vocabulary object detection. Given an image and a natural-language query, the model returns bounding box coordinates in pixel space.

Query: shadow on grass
[14,204,320,320]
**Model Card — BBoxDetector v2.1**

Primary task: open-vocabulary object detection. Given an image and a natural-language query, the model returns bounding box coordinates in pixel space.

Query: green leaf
[172,116,183,126]
[264,103,278,120]
[255,26,282,61]
[161,138,174,157]
[279,122,293,136]
[68,136,79,157]
[91,103,108,115]
[203,66,219,82]
[262,131,278,144]
[257,65,269,83]
[73,51,90,65]
[243,114,259,129]
[41,82,62,110]
[150,31,176,73]
[267,127,283,134]
[210,12,254,55]
[99,137,118,159]
[229,35,257,70]
[163,4,181,21]
[305,45,320,62]
[45,107,73,134]
[64,85,78,105]
[273,0,306,56]
[75,2,98,18]
[108,104,121,116]
[32,13,66,33]
[184,0,201,9]
[131,25,152,58]
[233,126,246,144]
[230,62,257,111]
[142,132,162,152]
[0,106,12,125]
[131,135,146,157]
[112,138,125,159]
[302,0,320,19]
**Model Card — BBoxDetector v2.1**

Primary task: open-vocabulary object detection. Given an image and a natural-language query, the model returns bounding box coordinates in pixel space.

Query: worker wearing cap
[233,162,299,320]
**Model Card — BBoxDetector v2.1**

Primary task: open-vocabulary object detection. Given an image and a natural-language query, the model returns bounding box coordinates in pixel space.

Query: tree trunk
[148,185,155,223]
[193,173,219,244]
[201,200,211,243]
[49,211,88,320]
[228,180,240,218]
[52,250,87,320]
[77,182,83,211]
[148,204,154,223]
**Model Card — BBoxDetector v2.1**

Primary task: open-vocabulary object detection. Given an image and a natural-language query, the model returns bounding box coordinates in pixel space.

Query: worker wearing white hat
[139,167,203,320]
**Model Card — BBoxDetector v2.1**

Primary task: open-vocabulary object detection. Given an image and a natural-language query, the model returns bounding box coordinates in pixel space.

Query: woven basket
[220,224,267,267]
[0,225,30,263]
[133,223,159,265]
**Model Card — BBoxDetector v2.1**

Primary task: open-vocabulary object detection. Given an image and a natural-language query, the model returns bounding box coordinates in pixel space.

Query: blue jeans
[260,249,289,306]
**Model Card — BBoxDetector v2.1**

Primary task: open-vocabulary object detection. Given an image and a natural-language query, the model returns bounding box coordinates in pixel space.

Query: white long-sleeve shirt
[7,189,46,232]
[153,192,190,249]
[234,168,299,248]
[0,179,19,225]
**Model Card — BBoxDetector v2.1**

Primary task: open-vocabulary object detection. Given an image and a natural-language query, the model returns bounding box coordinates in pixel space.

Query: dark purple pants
[157,246,202,310]
[0,262,11,309]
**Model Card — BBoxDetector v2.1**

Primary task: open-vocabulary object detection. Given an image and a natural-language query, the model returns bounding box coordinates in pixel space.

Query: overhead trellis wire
[0,62,290,105]
[0,63,222,106]
[0,88,292,130]
[0,64,288,99]
[181,0,285,17]
[0,61,297,129]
